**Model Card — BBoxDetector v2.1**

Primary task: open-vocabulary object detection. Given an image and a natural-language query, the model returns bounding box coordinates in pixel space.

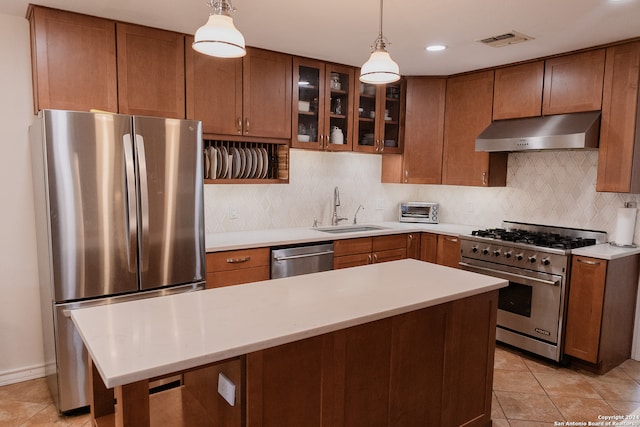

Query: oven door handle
[458,262,561,287]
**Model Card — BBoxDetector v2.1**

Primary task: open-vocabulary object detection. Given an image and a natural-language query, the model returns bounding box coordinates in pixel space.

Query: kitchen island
[71,259,507,427]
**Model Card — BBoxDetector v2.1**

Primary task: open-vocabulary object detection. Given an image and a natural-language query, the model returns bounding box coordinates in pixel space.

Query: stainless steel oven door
[460,258,564,344]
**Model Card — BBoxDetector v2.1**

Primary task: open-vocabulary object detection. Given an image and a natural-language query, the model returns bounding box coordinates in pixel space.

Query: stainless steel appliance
[476,111,601,152]
[459,221,606,361]
[30,109,206,412]
[399,201,439,224]
[271,243,334,279]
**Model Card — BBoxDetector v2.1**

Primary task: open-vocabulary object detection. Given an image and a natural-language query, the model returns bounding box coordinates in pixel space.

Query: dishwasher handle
[273,250,334,261]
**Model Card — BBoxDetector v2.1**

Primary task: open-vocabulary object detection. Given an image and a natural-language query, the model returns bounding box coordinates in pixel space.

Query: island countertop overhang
[71,259,507,389]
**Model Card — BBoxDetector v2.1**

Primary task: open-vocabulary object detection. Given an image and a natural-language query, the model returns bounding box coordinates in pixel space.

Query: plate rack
[203,140,289,183]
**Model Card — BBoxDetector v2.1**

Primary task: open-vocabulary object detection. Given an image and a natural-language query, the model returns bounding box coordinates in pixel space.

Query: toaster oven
[399,202,439,224]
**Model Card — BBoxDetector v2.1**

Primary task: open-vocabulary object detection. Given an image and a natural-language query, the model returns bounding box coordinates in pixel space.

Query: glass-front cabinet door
[355,79,404,154]
[292,58,323,150]
[292,58,355,151]
[324,64,354,152]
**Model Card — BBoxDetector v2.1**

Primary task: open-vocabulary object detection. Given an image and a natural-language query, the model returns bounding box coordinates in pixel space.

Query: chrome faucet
[332,186,348,226]
[353,204,364,224]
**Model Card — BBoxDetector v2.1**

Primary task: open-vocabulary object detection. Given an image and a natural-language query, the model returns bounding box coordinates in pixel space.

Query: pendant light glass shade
[359,0,400,84]
[192,0,246,58]
[360,40,400,84]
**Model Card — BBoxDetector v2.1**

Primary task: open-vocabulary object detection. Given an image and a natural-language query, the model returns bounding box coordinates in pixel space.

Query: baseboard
[0,364,46,387]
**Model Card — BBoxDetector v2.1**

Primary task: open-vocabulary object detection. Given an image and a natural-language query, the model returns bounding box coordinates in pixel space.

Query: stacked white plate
[204,146,270,179]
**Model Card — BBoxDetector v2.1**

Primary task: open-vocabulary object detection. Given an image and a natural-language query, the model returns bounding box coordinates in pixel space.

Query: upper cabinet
[442,70,507,187]
[596,42,640,193]
[185,36,243,136]
[354,80,404,154]
[292,58,355,151]
[382,77,446,184]
[27,5,118,113]
[186,46,292,140]
[243,48,293,139]
[493,61,544,120]
[542,49,606,115]
[116,23,185,119]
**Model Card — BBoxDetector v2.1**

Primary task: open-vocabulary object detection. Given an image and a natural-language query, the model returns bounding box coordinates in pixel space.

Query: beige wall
[0,14,44,385]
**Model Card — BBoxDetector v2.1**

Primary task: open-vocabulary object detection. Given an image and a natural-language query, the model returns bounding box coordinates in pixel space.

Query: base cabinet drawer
[206,248,270,288]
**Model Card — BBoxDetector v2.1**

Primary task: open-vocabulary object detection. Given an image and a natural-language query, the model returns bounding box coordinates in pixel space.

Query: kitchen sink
[314,225,388,234]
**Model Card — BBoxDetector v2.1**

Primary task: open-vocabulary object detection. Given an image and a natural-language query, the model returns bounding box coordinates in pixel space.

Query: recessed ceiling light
[426,45,447,52]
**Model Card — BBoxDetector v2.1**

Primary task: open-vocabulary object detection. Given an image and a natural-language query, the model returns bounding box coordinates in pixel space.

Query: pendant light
[359,0,400,84]
[192,0,246,58]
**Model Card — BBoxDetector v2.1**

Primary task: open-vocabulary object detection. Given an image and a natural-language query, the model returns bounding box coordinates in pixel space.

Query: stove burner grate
[471,228,597,250]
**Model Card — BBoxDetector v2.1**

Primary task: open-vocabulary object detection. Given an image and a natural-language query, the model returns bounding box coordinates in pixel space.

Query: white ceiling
[2,0,640,75]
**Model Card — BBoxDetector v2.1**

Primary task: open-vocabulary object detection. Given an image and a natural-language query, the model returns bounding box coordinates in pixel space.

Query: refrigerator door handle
[135,134,150,271]
[123,134,138,273]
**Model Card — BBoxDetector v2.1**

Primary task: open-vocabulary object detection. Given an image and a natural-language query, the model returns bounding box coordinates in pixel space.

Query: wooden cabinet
[243,48,293,139]
[596,42,640,193]
[116,23,185,119]
[442,70,507,187]
[186,46,292,139]
[354,80,404,154]
[420,232,438,263]
[436,234,461,269]
[381,77,446,184]
[564,254,640,373]
[27,5,118,113]
[419,232,460,268]
[205,248,270,288]
[186,37,243,136]
[333,235,407,269]
[493,61,544,120]
[542,49,605,115]
[406,233,421,259]
[246,291,497,427]
[292,58,355,151]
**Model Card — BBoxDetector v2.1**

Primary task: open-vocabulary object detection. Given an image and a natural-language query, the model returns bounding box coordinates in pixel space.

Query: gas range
[459,221,607,362]
[461,221,607,275]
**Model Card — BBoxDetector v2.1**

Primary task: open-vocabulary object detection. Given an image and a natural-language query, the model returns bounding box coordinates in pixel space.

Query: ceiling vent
[478,31,533,48]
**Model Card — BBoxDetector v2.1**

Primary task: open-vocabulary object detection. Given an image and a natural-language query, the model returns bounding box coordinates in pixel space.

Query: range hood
[476,111,601,152]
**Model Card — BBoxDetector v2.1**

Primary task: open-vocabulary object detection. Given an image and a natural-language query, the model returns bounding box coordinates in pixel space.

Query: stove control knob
[515,253,524,261]
[493,249,501,257]
[528,255,537,264]
[482,247,490,256]
[541,257,551,266]
[504,251,513,259]
[471,246,479,253]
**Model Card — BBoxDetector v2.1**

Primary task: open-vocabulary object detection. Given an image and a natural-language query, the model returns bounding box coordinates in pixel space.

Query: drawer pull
[577,258,601,266]
[227,256,251,264]
[446,237,458,243]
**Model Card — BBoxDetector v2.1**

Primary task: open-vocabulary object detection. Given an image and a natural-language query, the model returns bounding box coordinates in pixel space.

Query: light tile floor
[2,344,640,426]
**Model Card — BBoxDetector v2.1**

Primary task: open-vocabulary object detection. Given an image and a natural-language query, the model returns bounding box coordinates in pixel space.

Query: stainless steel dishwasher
[271,242,334,279]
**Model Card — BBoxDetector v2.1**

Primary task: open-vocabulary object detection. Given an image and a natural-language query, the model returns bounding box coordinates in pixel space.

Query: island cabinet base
[88,290,498,427]
[247,290,498,427]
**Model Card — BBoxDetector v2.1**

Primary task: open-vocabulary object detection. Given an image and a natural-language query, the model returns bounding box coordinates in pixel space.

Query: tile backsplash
[204,149,640,244]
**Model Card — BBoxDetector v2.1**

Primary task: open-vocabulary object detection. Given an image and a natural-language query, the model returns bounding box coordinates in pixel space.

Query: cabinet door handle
[237,118,242,134]
[226,256,251,264]
[482,171,487,185]
[244,118,250,134]
[409,234,414,240]
[373,253,378,263]
[368,254,373,264]
[577,258,601,266]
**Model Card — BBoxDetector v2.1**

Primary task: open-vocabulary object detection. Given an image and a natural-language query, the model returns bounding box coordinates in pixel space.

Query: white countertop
[205,221,477,252]
[571,242,640,260]
[70,259,506,389]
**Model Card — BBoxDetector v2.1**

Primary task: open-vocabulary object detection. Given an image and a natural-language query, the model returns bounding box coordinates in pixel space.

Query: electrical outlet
[218,372,236,406]
[375,198,385,210]
[229,205,239,219]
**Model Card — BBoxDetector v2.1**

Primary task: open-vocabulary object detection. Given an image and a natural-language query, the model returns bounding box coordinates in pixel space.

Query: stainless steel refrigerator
[29,109,206,412]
